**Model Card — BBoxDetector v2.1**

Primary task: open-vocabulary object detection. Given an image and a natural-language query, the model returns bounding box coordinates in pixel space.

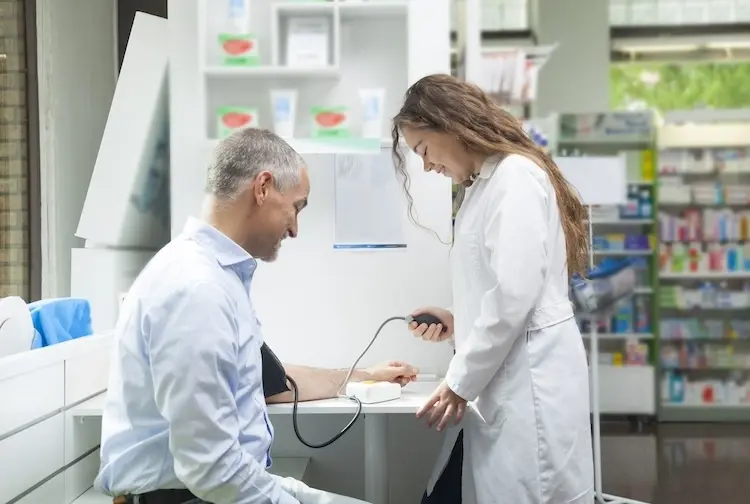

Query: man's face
[251,166,310,262]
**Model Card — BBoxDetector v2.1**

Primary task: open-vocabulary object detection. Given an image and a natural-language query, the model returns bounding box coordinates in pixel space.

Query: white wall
[37,0,117,298]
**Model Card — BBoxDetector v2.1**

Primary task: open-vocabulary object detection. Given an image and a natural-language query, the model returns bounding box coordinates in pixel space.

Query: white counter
[70,381,438,418]
[69,381,440,504]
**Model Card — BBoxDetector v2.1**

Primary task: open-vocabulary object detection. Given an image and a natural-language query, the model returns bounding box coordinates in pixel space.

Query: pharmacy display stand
[657,110,750,422]
[557,112,659,420]
[556,156,650,504]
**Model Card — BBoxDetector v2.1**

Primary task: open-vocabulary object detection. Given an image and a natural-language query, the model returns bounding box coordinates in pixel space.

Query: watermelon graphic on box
[311,106,350,139]
[218,33,259,66]
[217,106,259,138]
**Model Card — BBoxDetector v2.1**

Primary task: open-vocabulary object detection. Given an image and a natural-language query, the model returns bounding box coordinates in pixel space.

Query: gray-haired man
[96,129,414,503]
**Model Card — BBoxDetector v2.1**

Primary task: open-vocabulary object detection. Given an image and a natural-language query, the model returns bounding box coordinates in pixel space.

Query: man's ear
[254,171,274,205]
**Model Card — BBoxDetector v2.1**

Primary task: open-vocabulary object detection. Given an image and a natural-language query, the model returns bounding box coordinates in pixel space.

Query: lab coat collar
[181,217,257,272]
[476,155,503,180]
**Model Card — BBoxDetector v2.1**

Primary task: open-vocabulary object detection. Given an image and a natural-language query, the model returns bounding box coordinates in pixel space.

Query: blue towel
[28,297,93,349]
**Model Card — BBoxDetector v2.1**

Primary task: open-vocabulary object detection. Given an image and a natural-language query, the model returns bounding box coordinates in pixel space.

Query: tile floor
[602,422,750,503]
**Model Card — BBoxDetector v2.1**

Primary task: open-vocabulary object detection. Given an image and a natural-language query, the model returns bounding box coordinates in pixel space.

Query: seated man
[96,129,417,504]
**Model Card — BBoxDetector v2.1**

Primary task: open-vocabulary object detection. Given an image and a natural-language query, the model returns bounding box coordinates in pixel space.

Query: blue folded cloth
[28,297,93,349]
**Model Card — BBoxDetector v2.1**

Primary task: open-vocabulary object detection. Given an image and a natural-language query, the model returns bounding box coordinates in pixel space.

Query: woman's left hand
[417,381,467,431]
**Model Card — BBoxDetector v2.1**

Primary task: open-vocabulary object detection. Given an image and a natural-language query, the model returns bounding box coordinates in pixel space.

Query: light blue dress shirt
[95,218,298,504]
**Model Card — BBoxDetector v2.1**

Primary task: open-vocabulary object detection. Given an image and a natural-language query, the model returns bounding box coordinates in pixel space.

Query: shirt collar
[477,154,503,180]
[181,217,257,272]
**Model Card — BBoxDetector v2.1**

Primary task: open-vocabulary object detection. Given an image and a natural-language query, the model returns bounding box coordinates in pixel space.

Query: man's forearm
[266,365,370,403]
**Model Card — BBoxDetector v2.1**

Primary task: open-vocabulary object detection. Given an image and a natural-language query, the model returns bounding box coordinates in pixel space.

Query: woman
[393,74,594,504]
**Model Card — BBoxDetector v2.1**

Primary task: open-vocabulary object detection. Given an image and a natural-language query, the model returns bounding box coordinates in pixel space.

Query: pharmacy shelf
[203,65,341,78]
[660,404,750,422]
[592,218,654,225]
[658,123,750,149]
[584,333,654,340]
[660,271,750,280]
[593,249,653,256]
[207,137,393,155]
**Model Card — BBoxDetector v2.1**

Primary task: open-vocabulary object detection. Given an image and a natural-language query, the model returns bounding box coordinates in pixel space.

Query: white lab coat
[426,154,594,504]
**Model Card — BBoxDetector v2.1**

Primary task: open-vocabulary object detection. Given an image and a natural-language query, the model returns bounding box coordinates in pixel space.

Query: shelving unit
[170,0,450,234]
[557,111,659,418]
[656,111,750,422]
[196,0,421,154]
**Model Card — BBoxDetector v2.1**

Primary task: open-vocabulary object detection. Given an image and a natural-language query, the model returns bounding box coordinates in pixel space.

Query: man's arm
[265,365,370,403]
[148,281,298,504]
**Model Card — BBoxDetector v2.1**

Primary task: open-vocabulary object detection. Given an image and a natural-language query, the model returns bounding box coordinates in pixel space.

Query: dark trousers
[114,490,206,504]
[421,430,463,504]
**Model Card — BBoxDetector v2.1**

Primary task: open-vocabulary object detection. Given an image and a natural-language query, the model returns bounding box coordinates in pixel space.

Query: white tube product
[358,88,385,139]
[228,0,250,33]
[270,89,297,138]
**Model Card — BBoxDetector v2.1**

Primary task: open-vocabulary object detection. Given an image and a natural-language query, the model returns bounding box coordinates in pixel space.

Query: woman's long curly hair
[391,73,589,277]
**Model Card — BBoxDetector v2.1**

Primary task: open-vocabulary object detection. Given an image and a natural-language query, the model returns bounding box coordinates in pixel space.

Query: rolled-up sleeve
[445,162,549,402]
[147,281,298,504]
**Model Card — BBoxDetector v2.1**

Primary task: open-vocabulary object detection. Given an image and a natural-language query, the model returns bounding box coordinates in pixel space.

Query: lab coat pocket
[455,232,486,286]
[471,382,507,430]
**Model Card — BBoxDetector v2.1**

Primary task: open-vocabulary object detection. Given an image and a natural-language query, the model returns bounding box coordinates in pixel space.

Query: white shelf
[207,137,393,154]
[633,286,653,294]
[204,65,340,79]
[73,488,110,504]
[558,134,652,147]
[593,249,653,256]
[659,123,750,149]
[660,271,750,280]
[584,333,654,340]
[591,218,653,225]
[339,0,408,19]
[274,1,335,15]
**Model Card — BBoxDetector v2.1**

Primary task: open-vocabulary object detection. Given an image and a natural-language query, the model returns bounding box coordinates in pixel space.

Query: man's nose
[422,158,434,172]
[288,222,298,239]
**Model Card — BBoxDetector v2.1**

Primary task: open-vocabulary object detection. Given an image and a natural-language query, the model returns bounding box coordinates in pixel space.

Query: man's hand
[417,380,467,432]
[362,361,419,386]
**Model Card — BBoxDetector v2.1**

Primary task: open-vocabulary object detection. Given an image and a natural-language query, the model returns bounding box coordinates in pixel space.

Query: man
[96,128,417,504]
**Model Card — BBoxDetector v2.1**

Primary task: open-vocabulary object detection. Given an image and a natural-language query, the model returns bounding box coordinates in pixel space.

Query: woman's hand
[417,381,467,432]
[408,307,454,342]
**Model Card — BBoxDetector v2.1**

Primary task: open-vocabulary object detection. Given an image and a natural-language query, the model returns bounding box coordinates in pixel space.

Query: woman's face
[401,126,477,184]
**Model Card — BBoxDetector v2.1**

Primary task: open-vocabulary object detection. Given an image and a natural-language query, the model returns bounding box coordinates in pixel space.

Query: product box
[219,33,260,66]
[217,106,259,138]
[311,106,350,138]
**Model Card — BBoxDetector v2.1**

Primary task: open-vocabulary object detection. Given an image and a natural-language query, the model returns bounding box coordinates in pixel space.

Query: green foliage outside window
[611,62,750,111]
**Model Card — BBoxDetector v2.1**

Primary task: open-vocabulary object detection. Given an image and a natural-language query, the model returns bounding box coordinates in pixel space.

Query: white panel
[408,0,451,83]
[65,412,102,465]
[36,0,117,298]
[252,150,453,375]
[0,413,65,504]
[16,473,65,504]
[65,451,101,504]
[554,156,628,206]
[594,365,656,415]
[0,362,65,437]
[70,248,155,333]
[76,12,170,248]
[65,346,111,406]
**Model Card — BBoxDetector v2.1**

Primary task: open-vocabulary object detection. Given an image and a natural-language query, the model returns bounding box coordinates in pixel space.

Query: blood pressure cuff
[261,342,291,398]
